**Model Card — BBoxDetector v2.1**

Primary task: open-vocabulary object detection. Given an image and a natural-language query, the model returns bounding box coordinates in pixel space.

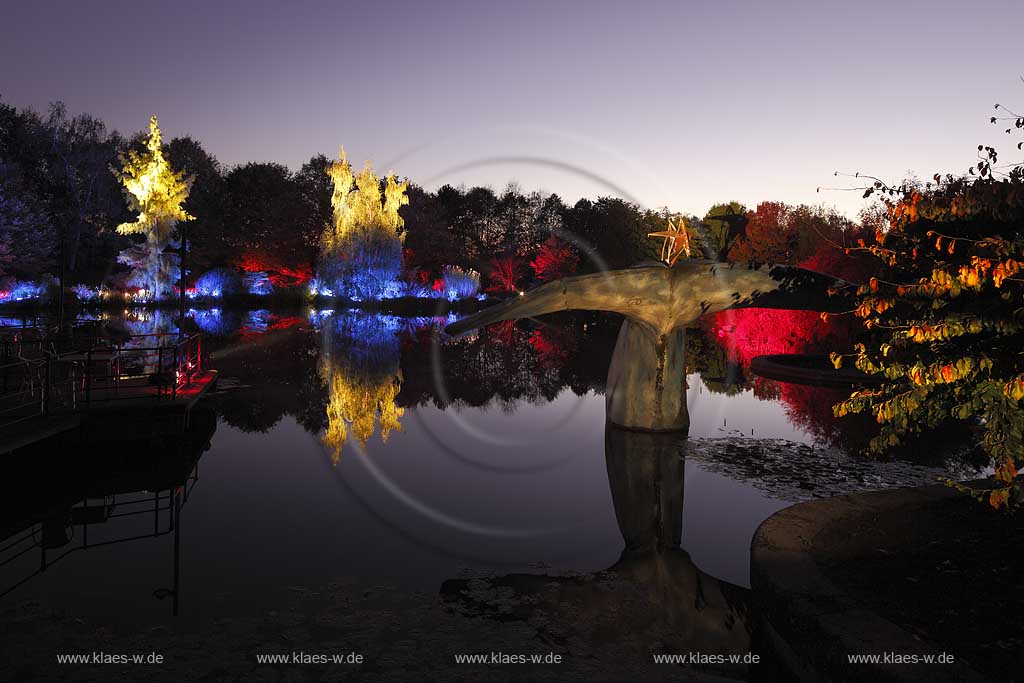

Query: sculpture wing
[445,262,852,336]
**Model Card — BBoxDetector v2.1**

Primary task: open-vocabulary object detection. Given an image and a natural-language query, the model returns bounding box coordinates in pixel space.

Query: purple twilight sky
[2,0,1022,218]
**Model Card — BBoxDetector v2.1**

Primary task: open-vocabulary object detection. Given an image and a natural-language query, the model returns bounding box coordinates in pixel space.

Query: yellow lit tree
[114,116,194,300]
[317,146,409,299]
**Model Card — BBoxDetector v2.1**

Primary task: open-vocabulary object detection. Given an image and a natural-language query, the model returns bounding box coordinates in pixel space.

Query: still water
[0,309,962,629]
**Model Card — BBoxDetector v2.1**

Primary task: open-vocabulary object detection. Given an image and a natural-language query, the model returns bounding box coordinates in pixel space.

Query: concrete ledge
[751,484,989,682]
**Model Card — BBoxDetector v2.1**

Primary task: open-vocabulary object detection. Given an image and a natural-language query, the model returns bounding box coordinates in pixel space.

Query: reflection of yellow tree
[320,357,404,464]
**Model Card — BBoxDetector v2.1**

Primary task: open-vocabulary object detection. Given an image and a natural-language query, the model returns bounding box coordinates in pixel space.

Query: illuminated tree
[114,116,194,300]
[727,202,794,264]
[530,235,579,281]
[831,157,1024,508]
[317,147,409,299]
[486,253,526,292]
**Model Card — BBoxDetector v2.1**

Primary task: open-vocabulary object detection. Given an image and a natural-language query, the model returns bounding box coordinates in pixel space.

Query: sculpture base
[605,320,689,432]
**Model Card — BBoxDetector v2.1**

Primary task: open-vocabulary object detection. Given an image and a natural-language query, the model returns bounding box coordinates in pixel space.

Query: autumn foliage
[530,235,579,281]
[486,253,526,293]
[830,164,1024,509]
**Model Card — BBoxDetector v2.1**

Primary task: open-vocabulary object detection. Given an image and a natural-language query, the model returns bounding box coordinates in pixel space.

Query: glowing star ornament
[648,219,691,266]
[114,116,194,300]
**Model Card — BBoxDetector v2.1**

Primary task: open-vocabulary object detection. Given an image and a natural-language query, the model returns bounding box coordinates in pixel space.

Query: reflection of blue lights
[318,310,456,367]
[189,307,241,336]
[308,308,336,328]
[246,309,271,333]
[121,310,176,340]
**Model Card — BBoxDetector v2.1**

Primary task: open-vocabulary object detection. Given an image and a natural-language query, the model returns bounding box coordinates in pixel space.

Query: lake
[0,308,970,675]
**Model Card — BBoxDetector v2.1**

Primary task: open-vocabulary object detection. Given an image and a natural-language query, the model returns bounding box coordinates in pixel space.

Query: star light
[647,219,691,266]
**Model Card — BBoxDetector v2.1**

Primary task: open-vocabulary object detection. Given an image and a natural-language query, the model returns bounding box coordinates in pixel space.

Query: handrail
[0,332,207,422]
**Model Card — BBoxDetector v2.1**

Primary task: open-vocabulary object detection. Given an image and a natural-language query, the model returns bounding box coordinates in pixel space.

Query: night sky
[2,0,1021,216]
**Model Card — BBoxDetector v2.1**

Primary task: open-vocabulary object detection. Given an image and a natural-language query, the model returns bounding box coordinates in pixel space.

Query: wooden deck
[0,414,82,455]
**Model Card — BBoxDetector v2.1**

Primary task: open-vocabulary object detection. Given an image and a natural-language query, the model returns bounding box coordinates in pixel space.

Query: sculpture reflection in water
[442,426,751,670]
[0,404,217,617]
[316,311,411,463]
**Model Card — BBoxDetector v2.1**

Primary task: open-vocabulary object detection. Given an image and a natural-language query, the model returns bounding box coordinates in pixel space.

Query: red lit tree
[486,252,527,292]
[530,235,578,281]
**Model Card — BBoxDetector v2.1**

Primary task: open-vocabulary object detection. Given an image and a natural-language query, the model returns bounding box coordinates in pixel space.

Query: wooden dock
[0,332,217,453]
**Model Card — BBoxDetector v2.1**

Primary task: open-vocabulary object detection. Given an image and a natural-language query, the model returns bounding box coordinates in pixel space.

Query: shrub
[194,268,243,298]
[442,266,480,301]
[243,271,273,295]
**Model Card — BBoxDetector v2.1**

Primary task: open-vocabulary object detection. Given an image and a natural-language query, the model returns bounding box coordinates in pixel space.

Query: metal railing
[0,357,49,429]
[0,333,206,430]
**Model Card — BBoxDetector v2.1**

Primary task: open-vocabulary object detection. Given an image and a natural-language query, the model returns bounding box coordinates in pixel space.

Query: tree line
[1,97,872,296]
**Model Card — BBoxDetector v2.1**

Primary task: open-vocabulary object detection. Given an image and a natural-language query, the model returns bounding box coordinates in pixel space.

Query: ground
[1,570,751,682]
[819,489,1024,681]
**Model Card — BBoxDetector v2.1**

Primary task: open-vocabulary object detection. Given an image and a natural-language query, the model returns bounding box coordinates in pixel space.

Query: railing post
[85,350,91,405]
[172,344,178,401]
[158,346,164,400]
[43,355,50,416]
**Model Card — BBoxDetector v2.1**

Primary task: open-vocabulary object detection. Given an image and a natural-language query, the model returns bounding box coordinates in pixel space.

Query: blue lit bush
[442,266,480,301]
[72,283,101,303]
[0,278,46,304]
[243,271,273,295]
[319,237,404,301]
[398,280,437,299]
[194,268,243,298]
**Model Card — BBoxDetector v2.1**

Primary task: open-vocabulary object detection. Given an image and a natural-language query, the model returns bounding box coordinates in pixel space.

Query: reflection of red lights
[703,308,871,448]
[528,326,575,366]
[239,314,305,337]
[485,320,520,347]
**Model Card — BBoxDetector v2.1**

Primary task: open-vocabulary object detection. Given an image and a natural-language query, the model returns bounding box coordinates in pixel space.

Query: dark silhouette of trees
[165,136,224,274]
[701,202,748,260]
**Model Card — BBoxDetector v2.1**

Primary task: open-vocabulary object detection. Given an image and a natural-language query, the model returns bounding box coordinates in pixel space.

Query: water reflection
[439,426,751,675]
[185,307,980,467]
[0,404,216,616]
[0,308,982,679]
[318,312,406,462]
